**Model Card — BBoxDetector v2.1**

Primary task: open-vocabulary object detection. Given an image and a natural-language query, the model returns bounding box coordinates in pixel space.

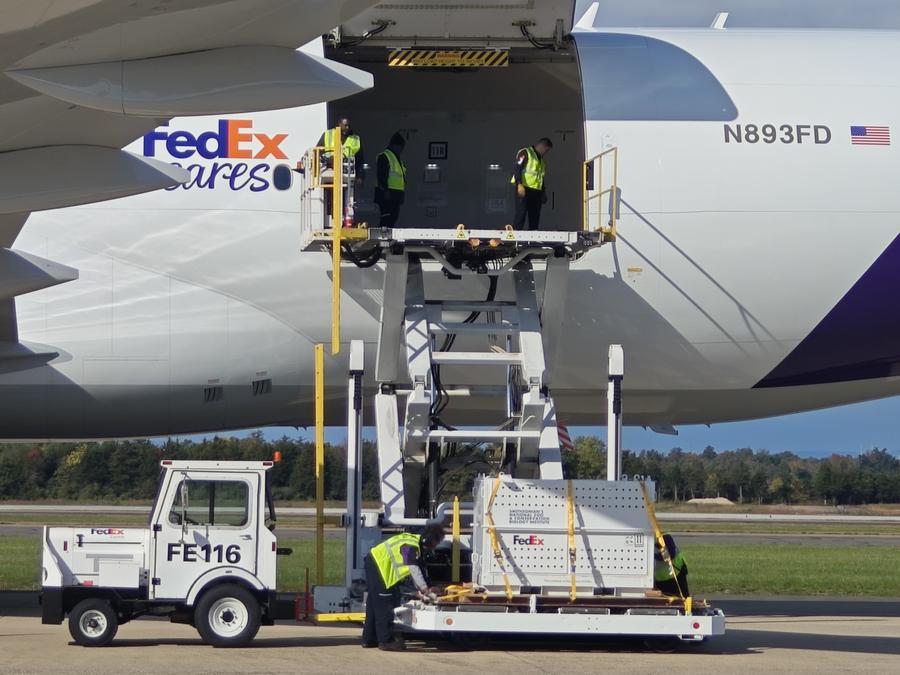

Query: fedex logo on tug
[143,119,292,192]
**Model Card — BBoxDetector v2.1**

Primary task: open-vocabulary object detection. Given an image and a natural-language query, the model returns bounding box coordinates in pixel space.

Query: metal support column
[330,126,343,355]
[345,340,364,586]
[606,344,624,481]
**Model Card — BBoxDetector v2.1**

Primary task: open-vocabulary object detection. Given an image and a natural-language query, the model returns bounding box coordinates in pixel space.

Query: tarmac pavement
[2,595,899,674]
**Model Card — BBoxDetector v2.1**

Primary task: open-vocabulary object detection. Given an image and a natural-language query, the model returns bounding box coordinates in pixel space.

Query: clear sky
[176,1,900,460]
[576,0,900,29]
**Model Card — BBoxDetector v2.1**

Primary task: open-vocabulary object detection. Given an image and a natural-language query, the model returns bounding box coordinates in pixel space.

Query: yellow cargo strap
[451,496,461,583]
[566,479,577,602]
[486,477,514,601]
[438,584,489,603]
[639,481,691,614]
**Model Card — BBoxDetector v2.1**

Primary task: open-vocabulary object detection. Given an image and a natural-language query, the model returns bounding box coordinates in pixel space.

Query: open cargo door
[334,0,576,49]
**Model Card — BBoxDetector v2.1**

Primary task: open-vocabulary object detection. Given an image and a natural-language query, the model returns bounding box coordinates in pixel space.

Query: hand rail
[582,146,620,240]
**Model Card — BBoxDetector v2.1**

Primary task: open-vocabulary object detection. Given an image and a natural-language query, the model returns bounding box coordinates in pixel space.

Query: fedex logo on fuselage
[512,534,545,546]
[143,120,287,160]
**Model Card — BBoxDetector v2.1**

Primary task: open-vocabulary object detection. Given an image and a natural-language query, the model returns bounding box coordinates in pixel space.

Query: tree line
[0,433,897,505]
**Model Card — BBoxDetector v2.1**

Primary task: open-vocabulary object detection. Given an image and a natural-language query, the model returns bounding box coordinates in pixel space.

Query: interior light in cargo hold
[424,163,441,183]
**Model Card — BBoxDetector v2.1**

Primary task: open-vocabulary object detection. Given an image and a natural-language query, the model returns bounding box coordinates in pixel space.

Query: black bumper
[40,588,64,625]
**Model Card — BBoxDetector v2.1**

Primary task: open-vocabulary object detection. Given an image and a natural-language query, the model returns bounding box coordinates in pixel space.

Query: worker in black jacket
[375,132,407,228]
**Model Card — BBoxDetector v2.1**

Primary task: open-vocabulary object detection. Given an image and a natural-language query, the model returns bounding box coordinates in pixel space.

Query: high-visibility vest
[654,550,686,582]
[322,130,362,159]
[379,149,407,191]
[370,533,421,589]
[511,146,546,190]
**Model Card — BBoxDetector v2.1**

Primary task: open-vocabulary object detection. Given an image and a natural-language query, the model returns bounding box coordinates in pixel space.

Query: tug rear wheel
[68,599,119,647]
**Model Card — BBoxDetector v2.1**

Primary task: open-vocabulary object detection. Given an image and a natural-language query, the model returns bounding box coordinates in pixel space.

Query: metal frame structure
[298,132,725,644]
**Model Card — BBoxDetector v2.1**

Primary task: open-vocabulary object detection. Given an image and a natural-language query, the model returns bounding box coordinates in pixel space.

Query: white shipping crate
[471,477,655,594]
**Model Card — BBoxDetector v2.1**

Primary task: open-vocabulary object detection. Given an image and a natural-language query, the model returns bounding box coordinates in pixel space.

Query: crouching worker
[362,524,445,651]
[653,533,690,598]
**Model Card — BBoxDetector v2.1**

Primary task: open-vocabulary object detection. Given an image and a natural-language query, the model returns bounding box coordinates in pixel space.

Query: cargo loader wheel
[643,636,681,653]
[68,599,119,647]
[194,584,261,648]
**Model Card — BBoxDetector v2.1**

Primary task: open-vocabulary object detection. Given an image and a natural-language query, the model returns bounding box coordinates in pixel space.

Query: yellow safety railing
[582,147,620,240]
[314,343,325,585]
[329,128,342,356]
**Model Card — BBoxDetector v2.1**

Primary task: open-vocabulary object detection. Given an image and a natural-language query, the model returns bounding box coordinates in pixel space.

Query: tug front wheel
[68,599,119,647]
[194,584,261,648]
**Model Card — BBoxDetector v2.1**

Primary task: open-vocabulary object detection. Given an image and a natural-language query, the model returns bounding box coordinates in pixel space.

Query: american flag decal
[557,423,575,453]
[851,125,891,145]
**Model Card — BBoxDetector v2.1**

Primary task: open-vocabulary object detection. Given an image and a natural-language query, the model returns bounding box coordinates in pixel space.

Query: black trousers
[362,555,401,645]
[513,187,543,230]
[376,190,403,228]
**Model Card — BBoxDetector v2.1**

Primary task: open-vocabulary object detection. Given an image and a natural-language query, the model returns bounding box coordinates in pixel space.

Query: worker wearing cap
[654,533,690,597]
[511,137,552,230]
[375,132,407,228]
[362,524,445,651]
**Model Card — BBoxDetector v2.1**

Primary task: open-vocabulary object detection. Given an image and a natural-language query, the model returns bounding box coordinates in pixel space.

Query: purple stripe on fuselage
[755,234,900,388]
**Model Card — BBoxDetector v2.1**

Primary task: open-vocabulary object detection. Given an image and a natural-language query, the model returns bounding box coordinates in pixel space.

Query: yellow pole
[314,343,325,585]
[451,496,461,583]
[330,126,343,356]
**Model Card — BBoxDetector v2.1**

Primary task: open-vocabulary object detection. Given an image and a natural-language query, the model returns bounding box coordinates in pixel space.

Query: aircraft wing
[0,0,377,365]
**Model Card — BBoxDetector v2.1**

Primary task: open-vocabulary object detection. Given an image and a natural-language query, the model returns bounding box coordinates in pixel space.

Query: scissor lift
[300,133,724,646]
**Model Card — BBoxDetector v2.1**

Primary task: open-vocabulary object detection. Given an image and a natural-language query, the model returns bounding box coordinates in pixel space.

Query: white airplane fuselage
[5,27,900,438]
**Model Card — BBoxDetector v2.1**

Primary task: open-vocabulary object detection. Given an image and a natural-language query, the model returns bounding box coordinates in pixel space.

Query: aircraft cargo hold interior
[325,48,587,231]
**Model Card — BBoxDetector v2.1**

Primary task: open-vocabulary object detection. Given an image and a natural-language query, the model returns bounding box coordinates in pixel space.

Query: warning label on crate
[625,533,645,548]
[508,509,550,525]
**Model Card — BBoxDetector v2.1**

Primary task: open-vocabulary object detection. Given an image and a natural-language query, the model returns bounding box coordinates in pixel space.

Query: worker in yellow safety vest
[511,137,553,230]
[375,132,407,228]
[310,118,364,223]
[318,117,364,177]
[362,524,445,651]
[653,533,690,597]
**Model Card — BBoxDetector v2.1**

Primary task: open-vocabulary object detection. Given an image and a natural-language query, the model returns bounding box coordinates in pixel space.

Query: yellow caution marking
[388,49,509,68]
[314,612,366,623]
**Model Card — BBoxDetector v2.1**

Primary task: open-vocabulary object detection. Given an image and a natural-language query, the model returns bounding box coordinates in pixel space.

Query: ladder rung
[430,322,517,336]
[426,430,542,442]
[431,352,522,366]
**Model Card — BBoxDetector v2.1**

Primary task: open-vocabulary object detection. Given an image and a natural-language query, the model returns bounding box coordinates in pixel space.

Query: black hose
[339,22,389,48]
[519,24,556,50]
[341,244,382,268]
